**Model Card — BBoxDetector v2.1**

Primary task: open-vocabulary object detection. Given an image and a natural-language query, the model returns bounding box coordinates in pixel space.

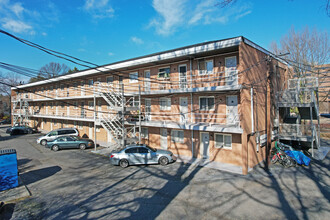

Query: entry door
[145,70,150,91]
[160,128,168,149]
[179,65,187,89]
[200,132,210,159]
[180,97,188,123]
[226,95,238,125]
[89,123,93,139]
[67,104,70,116]
[225,56,238,86]
[145,99,151,121]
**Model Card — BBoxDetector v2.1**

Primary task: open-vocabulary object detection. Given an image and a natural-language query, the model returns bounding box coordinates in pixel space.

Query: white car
[37,128,79,146]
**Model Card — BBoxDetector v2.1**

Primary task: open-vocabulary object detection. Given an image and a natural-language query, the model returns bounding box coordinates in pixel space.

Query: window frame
[129,72,138,83]
[198,59,214,75]
[88,79,94,87]
[158,67,170,78]
[199,96,215,111]
[88,101,94,109]
[73,101,78,109]
[171,130,184,143]
[214,133,232,149]
[106,76,114,85]
[141,127,148,139]
[159,97,171,111]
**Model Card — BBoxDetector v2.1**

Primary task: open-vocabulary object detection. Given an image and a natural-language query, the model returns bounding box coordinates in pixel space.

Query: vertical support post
[121,83,125,146]
[310,102,314,157]
[93,94,97,151]
[139,85,141,144]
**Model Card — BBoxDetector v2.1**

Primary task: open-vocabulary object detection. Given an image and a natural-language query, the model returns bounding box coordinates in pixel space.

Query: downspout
[190,58,194,158]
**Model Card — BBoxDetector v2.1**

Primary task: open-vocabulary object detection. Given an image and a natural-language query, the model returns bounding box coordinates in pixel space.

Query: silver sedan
[110,144,176,168]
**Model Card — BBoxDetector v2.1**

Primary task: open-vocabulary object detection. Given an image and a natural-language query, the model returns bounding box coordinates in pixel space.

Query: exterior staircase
[277,77,320,156]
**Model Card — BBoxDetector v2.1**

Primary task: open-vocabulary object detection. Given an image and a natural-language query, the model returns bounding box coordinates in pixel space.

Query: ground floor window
[141,127,148,139]
[214,133,232,149]
[171,130,184,143]
[78,122,83,129]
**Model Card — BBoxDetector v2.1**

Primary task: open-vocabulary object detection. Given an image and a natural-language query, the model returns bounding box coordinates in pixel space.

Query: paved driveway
[0,125,329,219]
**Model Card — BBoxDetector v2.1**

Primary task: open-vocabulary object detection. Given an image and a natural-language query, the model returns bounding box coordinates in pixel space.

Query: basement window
[215,134,232,149]
[158,67,170,78]
[171,130,184,143]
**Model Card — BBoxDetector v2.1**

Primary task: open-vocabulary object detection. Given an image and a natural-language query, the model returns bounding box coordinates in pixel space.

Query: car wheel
[119,159,129,168]
[28,130,32,134]
[159,156,169,166]
[79,144,86,150]
[41,140,47,146]
[52,145,59,152]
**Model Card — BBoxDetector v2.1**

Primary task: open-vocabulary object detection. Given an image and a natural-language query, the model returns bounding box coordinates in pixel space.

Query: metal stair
[95,82,140,147]
[277,77,320,156]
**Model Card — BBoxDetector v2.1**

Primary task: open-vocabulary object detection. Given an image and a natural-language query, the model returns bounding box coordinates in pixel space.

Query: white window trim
[160,97,171,111]
[158,66,170,78]
[199,96,215,111]
[214,133,232,149]
[171,130,184,143]
[78,122,83,129]
[129,72,138,83]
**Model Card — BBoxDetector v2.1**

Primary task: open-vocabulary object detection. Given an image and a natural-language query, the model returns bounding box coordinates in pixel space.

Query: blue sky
[0,0,329,81]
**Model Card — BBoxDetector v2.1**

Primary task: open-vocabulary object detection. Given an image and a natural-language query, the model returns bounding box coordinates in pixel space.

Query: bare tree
[0,72,21,96]
[39,62,70,78]
[271,26,329,77]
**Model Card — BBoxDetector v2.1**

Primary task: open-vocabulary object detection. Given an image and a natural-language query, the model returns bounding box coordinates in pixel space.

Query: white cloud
[1,18,33,34]
[108,52,114,56]
[41,32,47,36]
[149,0,253,36]
[149,0,186,36]
[83,0,114,19]
[11,2,24,17]
[131,36,144,45]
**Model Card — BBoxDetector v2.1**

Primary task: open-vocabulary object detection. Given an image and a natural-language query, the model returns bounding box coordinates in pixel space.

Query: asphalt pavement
[0,125,329,220]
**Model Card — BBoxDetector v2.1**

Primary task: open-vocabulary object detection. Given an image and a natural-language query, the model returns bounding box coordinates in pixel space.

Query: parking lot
[0,125,329,220]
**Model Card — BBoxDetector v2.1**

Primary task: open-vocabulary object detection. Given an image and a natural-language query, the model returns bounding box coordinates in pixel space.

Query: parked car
[37,128,79,146]
[110,144,176,168]
[46,136,94,151]
[0,119,10,124]
[6,125,34,135]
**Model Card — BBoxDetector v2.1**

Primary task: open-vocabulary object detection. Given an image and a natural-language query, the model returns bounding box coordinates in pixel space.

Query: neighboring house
[11,36,289,174]
[317,64,330,114]
[0,95,10,116]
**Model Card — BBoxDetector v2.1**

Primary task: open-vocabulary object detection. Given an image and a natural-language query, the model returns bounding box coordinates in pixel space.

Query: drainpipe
[190,58,194,158]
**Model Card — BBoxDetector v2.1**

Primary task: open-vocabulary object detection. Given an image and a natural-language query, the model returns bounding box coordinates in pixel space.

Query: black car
[0,119,10,124]
[6,126,34,135]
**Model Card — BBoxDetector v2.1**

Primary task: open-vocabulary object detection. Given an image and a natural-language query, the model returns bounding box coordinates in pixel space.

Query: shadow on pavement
[0,203,15,220]
[20,166,62,185]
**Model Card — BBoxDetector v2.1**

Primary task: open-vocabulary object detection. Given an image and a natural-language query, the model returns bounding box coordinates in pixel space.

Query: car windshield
[47,131,57,136]
[145,145,157,152]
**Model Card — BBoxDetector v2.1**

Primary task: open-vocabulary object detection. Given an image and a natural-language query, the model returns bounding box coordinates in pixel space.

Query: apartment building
[11,36,288,174]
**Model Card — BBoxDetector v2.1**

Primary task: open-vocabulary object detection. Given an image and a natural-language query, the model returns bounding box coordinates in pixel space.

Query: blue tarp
[285,150,311,166]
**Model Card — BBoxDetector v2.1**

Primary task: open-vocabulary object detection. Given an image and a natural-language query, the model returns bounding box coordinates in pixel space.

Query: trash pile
[271,141,311,167]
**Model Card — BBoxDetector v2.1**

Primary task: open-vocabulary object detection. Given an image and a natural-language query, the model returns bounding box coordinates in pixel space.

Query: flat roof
[13,36,284,90]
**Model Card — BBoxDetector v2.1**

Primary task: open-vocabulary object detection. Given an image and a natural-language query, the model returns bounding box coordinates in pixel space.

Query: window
[125,148,138,153]
[78,122,83,129]
[41,87,44,93]
[88,101,94,109]
[73,82,77,90]
[74,121,77,128]
[50,102,54,109]
[198,60,213,75]
[158,67,170,78]
[50,86,53,93]
[73,101,78,109]
[141,127,148,139]
[215,134,232,149]
[53,119,57,126]
[107,76,113,85]
[199,97,214,110]
[129,72,138,83]
[160,98,171,110]
[66,137,75,141]
[139,147,149,153]
[60,84,64,91]
[171,130,184,143]
[61,102,64,109]
[96,126,101,132]
[88,79,93,87]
